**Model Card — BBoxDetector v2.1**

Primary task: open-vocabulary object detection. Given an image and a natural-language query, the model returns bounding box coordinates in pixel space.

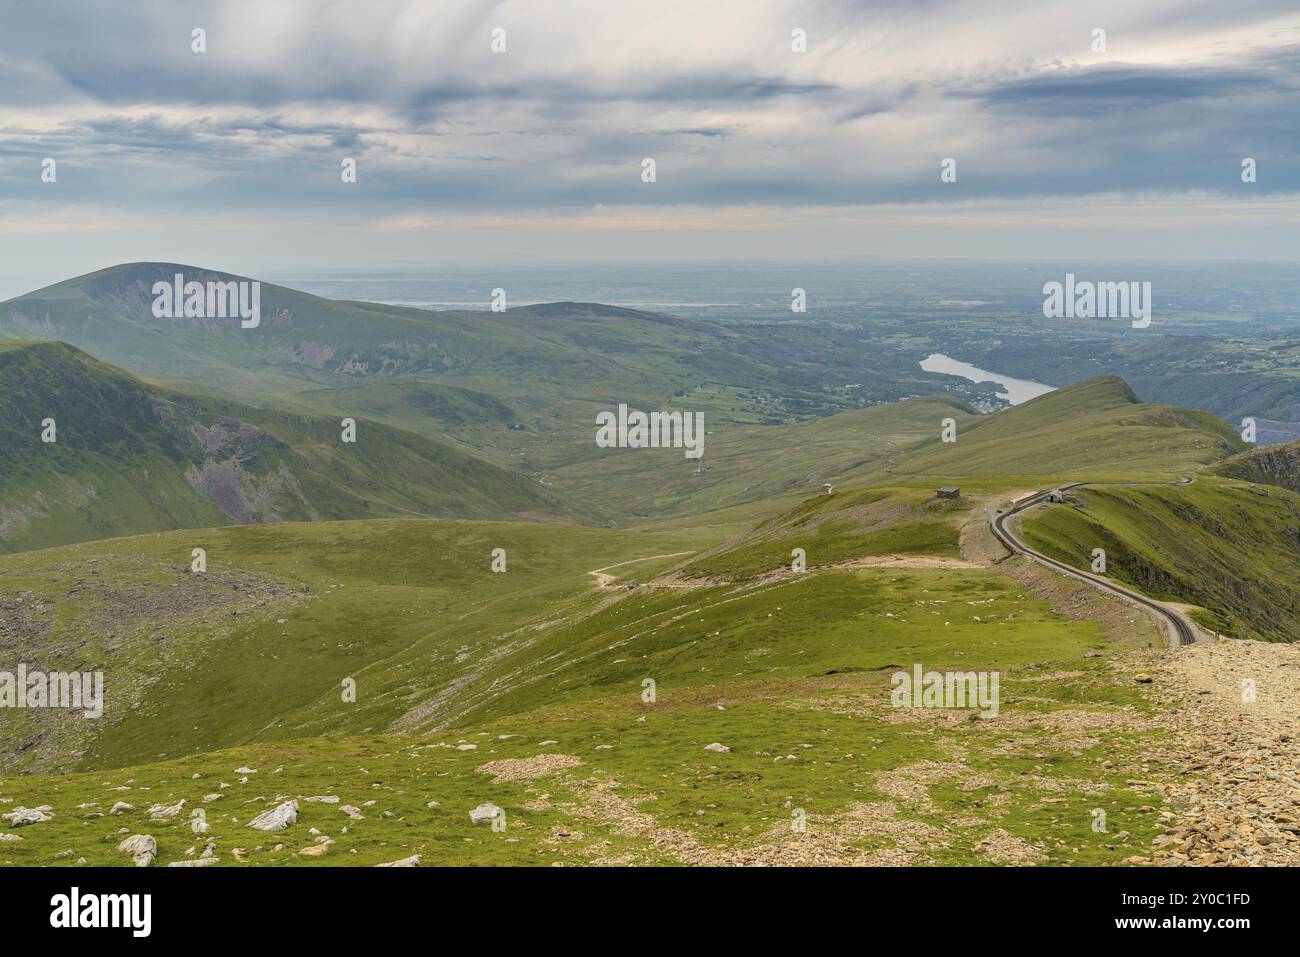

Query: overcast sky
[1,0,1298,294]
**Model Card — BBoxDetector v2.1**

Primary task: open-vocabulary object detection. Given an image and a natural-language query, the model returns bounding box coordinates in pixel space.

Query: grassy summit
[885,376,1243,485]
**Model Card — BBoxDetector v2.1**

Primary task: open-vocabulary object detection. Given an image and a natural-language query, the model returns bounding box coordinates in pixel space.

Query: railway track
[990,481,1197,647]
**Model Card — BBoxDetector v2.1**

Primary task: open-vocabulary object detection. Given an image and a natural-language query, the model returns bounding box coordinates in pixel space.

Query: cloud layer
[1,0,1297,282]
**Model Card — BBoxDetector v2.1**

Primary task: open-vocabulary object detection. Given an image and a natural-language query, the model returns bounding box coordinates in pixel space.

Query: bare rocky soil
[968,505,1300,867]
[1149,637,1300,865]
[0,556,308,773]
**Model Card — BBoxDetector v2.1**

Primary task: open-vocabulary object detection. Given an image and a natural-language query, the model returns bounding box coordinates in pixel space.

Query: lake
[920,353,1055,406]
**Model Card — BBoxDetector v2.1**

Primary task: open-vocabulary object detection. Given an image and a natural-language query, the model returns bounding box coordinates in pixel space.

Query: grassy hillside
[882,376,1243,486]
[1019,477,1300,642]
[0,263,956,512]
[0,336,984,547]
[338,372,1228,529]
[0,516,729,774]
[0,263,865,423]
[545,395,979,522]
[292,380,529,456]
[1,357,1280,866]
[0,341,575,553]
[678,486,968,579]
[0,511,1176,867]
[6,255,1297,872]
[1213,439,1300,493]
[664,375,1247,582]
[4,266,1245,531]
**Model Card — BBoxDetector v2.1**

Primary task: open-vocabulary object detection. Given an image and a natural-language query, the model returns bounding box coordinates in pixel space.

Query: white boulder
[247,799,298,832]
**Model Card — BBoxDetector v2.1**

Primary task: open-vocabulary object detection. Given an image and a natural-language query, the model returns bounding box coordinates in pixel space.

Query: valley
[1,264,1298,868]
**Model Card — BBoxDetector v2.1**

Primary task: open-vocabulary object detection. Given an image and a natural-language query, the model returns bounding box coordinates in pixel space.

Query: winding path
[990,481,1198,647]
[587,552,696,588]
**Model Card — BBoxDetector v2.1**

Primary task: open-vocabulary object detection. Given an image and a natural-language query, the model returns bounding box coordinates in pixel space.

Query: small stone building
[937,486,961,499]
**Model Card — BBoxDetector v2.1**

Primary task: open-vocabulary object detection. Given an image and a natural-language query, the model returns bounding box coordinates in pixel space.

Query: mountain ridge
[0,339,577,553]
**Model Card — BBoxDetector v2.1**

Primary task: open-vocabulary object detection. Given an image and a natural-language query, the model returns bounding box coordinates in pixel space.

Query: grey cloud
[0,0,1298,218]
[956,55,1300,117]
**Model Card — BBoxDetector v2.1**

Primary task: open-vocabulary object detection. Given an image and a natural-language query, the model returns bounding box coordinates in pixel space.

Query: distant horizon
[4,1,1300,293]
[7,253,1300,306]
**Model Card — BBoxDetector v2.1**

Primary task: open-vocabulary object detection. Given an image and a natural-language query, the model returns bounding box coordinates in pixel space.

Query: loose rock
[247,800,298,832]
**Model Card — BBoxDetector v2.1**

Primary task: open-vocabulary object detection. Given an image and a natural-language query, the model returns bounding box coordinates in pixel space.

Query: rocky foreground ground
[1150,637,1300,865]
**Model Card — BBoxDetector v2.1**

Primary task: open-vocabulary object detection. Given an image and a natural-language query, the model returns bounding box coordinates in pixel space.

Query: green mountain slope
[11,375,1206,773]
[882,376,1243,485]
[3,261,1293,870]
[0,510,1173,867]
[546,394,979,522]
[1213,439,1300,493]
[1,376,1279,867]
[0,341,575,552]
[678,486,968,579]
[0,263,801,411]
[0,264,955,509]
[0,263,992,525]
[0,517,729,774]
[672,375,1247,582]
[1018,477,1300,643]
